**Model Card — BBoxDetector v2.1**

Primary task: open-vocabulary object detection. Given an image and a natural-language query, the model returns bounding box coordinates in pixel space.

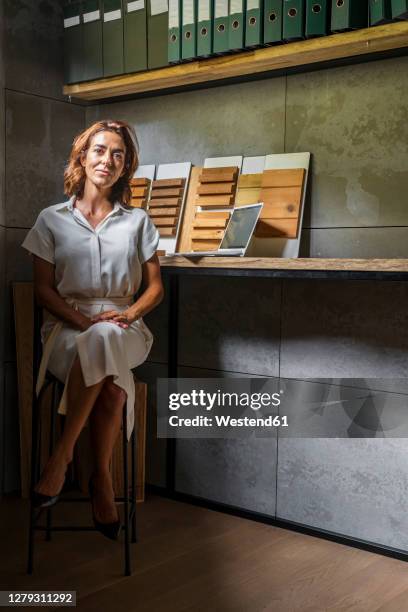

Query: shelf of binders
[63,19,408,101]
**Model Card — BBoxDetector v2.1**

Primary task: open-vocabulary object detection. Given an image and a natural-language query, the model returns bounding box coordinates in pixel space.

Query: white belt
[36,296,134,398]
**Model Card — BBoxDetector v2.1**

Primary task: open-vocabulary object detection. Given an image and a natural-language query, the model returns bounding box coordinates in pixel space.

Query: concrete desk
[155,257,408,560]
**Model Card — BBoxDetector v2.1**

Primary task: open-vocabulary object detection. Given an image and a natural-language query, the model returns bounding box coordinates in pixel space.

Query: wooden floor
[1,494,408,611]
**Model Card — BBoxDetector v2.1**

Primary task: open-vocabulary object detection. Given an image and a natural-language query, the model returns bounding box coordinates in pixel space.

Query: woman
[22,119,163,540]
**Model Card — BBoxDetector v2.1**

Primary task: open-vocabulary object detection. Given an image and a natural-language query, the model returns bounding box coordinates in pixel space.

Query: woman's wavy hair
[64,119,139,205]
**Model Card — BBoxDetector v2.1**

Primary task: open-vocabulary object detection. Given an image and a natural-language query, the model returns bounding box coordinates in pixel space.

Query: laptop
[172,203,263,257]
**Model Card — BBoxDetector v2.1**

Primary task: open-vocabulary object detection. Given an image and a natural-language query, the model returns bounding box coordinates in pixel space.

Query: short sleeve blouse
[21,197,160,299]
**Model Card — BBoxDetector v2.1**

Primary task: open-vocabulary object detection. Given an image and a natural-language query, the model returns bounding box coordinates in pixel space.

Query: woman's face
[81,130,126,193]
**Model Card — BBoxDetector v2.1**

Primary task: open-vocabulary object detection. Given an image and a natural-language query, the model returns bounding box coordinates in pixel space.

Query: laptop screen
[220,204,262,249]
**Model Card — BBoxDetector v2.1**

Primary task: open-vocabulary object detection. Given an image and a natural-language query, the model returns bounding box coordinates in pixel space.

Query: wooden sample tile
[175,164,238,253]
[195,211,230,220]
[130,176,151,209]
[262,201,300,218]
[175,167,202,253]
[191,240,221,251]
[152,178,185,188]
[260,186,303,209]
[132,177,150,186]
[261,168,305,188]
[196,166,238,201]
[151,188,183,198]
[193,218,229,229]
[201,165,239,175]
[153,218,178,227]
[148,198,182,208]
[187,164,239,250]
[159,227,177,236]
[147,173,189,248]
[255,167,306,239]
[196,166,238,205]
[255,218,299,238]
[238,174,263,189]
[131,186,148,197]
[153,163,192,253]
[235,173,262,207]
[235,189,262,206]
[149,207,180,217]
[199,170,238,183]
[196,195,234,207]
[130,199,146,209]
[197,183,235,195]
[191,229,225,240]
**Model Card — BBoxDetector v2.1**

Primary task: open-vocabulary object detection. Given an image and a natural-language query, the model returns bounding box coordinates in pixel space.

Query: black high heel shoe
[89,475,121,541]
[31,491,60,510]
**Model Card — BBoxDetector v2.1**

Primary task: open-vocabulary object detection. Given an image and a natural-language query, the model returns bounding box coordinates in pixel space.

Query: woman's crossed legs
[34,354,126,524]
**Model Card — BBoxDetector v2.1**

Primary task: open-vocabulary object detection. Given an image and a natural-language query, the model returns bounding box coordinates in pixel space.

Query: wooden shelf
[159,257,408,280]
[63,22,408,101]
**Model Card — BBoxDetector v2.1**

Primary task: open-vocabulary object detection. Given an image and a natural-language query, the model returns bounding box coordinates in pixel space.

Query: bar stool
[27,298,137,576]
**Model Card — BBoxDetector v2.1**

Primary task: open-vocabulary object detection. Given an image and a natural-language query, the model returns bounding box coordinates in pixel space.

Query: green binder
[391,0,408,18]
[82,0,103,80]
[331,0,368,31]
[213,0,229,53]
[168,0,181,62]
[197,0,213,56]
[229,0,246,50]
[182,0,197,59]
[148,0,169,68]
[245,0,263,47]
[369,0,392,24]
[283,0,305,40]
[124,0,148,72]
[264,0,282,45]
[102,0,124,76]
[305,0,330,36]
[63,1,83,84]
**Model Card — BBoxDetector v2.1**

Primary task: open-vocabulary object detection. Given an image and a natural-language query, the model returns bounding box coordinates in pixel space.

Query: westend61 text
[168,415,288,427]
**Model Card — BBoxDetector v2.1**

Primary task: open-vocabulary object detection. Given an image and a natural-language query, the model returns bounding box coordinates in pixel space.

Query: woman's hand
[89,254,164,330]
[90,309,135,328]
[78,315,94,332]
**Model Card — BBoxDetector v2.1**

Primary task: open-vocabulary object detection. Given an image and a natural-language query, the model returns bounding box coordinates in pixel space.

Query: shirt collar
[56,196,132,214]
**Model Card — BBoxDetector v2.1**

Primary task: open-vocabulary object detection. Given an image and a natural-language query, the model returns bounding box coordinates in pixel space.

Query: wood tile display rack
[63,23,408,102]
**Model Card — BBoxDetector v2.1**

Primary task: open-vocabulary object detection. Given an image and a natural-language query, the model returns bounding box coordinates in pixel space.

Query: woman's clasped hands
[90,308,138,329]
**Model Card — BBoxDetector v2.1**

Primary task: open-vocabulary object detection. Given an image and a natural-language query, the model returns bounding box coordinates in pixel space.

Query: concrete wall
[87,56,408,551]
[1,0,86,493]
[87,55,408,257]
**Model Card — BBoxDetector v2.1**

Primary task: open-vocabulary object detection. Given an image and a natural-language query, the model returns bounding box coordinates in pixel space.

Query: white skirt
[36,296,153,439]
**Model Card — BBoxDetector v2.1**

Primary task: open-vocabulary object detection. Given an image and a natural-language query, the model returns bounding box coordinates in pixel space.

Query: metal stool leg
[45,381,58,541]
[131,425,137,544]
[122,406,131,576]
[27,376,51,574]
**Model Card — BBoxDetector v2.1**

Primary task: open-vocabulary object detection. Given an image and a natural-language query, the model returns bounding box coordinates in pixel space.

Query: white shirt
[22,195,160,298]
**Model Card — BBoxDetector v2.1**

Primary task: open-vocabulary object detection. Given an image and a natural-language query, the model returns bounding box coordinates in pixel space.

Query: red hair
[64,119,139,205]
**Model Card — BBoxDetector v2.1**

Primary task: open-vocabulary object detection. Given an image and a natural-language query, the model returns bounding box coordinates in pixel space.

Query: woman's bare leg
[34,355,106,497]
[89,378,126,523]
